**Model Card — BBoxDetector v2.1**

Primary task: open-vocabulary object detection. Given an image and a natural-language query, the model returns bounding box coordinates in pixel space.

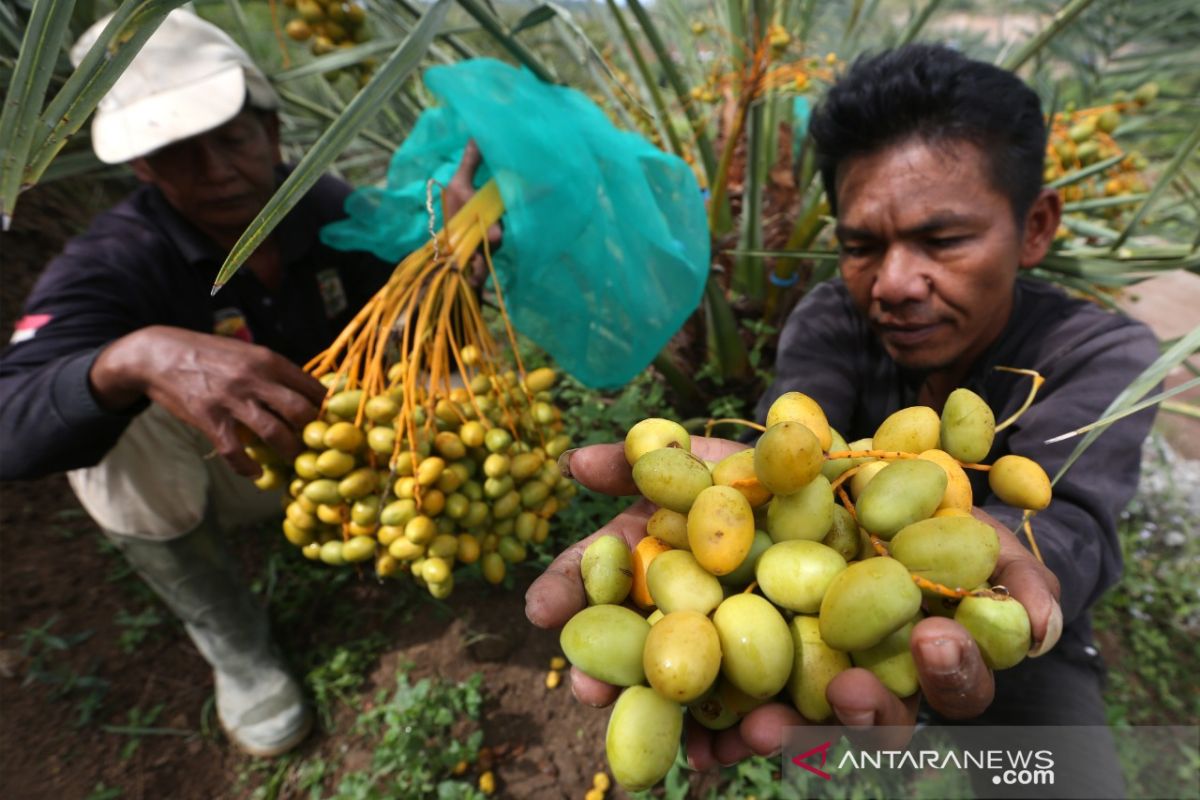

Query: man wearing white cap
[0,10,488,757]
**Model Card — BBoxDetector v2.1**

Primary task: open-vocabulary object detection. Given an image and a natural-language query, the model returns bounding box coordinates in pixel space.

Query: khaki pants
[68,404,282,541]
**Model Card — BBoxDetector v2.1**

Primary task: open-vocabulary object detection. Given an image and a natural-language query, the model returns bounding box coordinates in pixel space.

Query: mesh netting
[321,58,710,388]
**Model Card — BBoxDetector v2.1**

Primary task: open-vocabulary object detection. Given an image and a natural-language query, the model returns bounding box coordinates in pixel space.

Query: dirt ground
[0,475,624,799]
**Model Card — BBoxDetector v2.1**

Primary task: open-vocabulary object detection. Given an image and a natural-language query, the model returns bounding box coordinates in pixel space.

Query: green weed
[114,608,165,654]
[249,667,488,800]
[18,614,109,726]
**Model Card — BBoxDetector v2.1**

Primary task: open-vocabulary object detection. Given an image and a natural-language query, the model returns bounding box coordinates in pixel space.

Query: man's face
[131,109,281,235]
[834,138,1053,375]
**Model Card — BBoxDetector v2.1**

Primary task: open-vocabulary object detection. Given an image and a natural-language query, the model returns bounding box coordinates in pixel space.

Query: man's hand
[525,441,1064,770]
[90,326,326,476]
[443,139,502,290]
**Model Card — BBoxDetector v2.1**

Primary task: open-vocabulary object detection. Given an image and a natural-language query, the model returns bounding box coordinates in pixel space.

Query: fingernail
[1029,602,1063,658]
[918,637,964,676]
[557,448,579,480]
[840,709,874,729]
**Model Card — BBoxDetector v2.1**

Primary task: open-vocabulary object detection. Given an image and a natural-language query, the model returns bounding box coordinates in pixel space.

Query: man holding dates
[527,44,1156,793]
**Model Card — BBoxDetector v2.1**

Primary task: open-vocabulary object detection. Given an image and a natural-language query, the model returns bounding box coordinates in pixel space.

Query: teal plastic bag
[321,58,710,389]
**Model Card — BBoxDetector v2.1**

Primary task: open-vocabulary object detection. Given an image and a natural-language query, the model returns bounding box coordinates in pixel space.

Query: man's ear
[129,157,155,184]
[1018,188,1062,270]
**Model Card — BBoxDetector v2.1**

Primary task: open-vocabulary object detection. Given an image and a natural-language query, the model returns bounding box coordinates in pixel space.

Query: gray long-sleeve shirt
[758,277,1159,655]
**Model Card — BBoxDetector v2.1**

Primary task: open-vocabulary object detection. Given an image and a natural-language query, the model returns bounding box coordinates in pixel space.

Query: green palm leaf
[211,0,451,292]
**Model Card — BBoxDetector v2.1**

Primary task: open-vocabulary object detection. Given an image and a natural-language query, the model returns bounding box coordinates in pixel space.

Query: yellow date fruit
[917,449,973,513]
[873,406,940,453]
[645,507,690,550]
[754,421,824,496]
[988,455,1052,511]
[765,392,833,451]
[643,611,721,703]
[687,485,755,576]
[849,459,888,498]
[624,418,690,466]
[711,449,771,508]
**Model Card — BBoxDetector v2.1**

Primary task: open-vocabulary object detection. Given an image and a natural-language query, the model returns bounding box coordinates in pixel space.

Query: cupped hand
[90,325,326,476]
[525,441,1065,770]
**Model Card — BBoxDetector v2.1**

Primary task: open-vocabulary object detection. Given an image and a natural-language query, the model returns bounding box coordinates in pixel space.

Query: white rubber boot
[103,518,312,757]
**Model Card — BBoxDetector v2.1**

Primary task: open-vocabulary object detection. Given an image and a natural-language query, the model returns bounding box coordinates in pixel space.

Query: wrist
[89,328,155,411]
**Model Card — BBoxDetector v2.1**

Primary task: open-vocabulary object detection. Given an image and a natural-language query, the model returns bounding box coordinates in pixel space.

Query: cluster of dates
[248,366,575,598]
[560,389,1052,790]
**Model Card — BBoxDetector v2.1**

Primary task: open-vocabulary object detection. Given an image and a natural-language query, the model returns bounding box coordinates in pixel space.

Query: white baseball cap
[71,9,280,164]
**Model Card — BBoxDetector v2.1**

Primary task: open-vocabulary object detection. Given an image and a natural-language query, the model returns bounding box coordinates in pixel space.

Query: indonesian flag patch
[213,308,254,343]
[9,314,52,344]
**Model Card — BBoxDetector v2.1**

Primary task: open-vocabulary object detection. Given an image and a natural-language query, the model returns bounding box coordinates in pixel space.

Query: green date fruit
[606,686,683,791]
[632,447,713,513]
[581,535,633,606]
[890,516,999,592]
[646,550,724,615]
[755,540,846,614]
[787,616,851,721]
[822,505,860,561]
[855,459,946,539]
[851,620,919,697]
[561,605,650,686]
[939,388,994,463]
[718,530,773,588]
[713,594,794,699]
[819,557,922,651]
[766,475,834,542]
[955,594,1031,669]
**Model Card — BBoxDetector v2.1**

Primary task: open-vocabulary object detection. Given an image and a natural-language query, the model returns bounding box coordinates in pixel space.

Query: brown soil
[0,476,625,799]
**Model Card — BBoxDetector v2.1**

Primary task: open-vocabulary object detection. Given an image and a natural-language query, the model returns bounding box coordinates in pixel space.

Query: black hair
[809,43,1047,223]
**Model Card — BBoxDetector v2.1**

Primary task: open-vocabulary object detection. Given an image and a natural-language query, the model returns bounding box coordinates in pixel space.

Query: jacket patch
[213,308,254,343]
[9,314,52,344]
[316,269,348,319]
